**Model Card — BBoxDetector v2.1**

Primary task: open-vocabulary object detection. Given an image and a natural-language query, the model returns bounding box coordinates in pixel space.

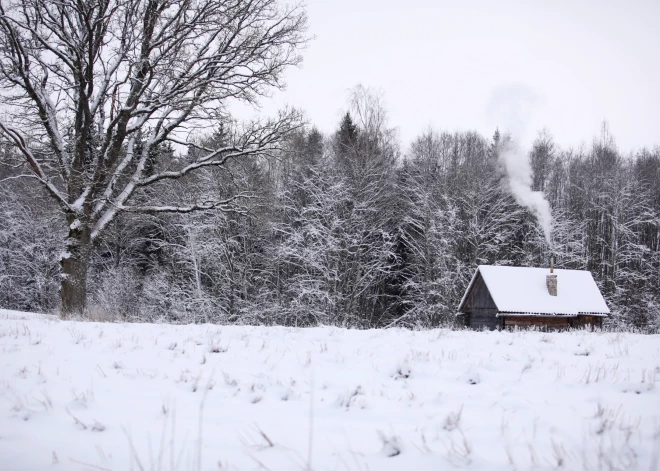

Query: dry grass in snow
[0,309,659,470]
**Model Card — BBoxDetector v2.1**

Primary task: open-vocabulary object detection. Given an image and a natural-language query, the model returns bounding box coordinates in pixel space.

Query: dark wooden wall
[466,310,500,330]
[462,273,497,310]
[503,316,603,329]
[503,316,570,329]
[462,272,499,330]
[575,315,603,328]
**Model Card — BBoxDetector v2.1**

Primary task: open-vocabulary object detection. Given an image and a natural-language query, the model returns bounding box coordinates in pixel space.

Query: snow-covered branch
[120,195,255,215]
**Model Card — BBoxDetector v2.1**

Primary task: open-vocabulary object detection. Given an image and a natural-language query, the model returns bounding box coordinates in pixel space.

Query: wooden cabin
[457,265,609,330]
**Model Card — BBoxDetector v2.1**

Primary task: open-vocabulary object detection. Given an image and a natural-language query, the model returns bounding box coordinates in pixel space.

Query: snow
[70,188,90,212]
[459,265,610,316]
[1,310,658,470]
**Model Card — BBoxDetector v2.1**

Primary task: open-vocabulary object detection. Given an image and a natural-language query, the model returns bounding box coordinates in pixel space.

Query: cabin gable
[462,272,497,311]
[461,272,499,330]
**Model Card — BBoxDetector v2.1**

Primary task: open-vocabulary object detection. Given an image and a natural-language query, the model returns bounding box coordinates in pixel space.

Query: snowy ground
[0,310,659,471]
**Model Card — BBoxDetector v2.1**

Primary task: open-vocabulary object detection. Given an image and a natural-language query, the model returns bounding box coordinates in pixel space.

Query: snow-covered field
[0,310,658,471]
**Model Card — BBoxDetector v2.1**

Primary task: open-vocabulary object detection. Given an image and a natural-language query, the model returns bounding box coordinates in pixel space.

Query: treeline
[2,90,659,329]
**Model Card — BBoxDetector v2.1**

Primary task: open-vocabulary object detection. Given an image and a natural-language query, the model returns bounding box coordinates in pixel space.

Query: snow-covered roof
[458,265,610,316]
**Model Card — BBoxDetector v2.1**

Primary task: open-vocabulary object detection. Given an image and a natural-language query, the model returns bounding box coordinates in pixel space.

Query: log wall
[466,310,500,330]
[503,316,570,329]
[575,315,603,328]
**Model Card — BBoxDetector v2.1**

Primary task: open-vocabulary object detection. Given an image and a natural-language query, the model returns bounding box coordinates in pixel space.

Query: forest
[2,85,659,330]
[0,0,658,331]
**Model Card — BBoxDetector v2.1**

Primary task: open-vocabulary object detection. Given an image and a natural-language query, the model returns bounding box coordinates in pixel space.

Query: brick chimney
[546,255,557,296]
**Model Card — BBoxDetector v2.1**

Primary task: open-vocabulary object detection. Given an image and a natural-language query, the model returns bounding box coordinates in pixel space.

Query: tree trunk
[60,215,92,318]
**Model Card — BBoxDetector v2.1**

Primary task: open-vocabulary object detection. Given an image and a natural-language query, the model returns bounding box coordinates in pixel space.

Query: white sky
[242,0,660,153]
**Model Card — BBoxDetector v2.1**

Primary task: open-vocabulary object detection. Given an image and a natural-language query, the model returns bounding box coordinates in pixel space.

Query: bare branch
[0,119,71,211]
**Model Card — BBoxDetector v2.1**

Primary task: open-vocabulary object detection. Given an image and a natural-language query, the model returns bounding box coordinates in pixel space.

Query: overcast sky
[243,0,659,153]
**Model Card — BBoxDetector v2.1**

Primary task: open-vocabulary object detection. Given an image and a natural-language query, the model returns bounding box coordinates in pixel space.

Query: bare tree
[0,0,307,316]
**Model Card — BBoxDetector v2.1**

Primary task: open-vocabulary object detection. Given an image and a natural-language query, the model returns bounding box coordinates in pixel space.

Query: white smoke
[498,138,552,245]
[486,83,552,245]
